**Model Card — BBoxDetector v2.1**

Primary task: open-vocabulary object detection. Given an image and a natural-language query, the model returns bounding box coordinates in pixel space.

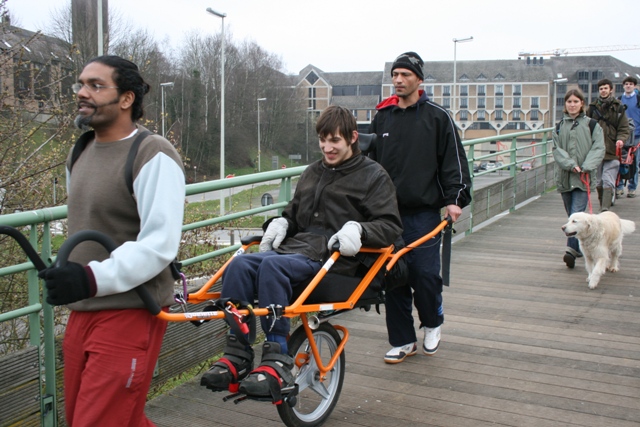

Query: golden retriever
[561,211,635,289]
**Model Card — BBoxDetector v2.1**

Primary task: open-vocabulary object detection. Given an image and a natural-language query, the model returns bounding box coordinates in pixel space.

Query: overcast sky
[7,0,640,74]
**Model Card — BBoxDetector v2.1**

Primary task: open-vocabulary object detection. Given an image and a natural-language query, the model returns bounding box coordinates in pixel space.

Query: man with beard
[38,56,185,426]
[367,51,471,364]
[587,78,629,212]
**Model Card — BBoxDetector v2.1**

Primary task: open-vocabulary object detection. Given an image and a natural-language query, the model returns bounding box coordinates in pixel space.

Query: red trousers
[62,309,167,427]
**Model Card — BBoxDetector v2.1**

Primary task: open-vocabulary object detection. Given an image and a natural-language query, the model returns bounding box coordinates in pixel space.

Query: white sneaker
[422,326,441,355]
[383,342,417,364]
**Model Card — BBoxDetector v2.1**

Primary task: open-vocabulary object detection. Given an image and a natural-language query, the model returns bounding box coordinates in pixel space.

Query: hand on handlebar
[616,140,624,149]
[328,221,362,257]
[259,217,288,252]
[39,262,96,305]
[445,204,462,223]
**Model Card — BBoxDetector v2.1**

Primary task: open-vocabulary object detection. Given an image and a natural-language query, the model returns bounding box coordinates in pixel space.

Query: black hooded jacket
[267,153,403,276]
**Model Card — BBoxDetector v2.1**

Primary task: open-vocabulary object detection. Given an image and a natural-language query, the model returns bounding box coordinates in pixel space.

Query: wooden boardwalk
[146,191,640,427]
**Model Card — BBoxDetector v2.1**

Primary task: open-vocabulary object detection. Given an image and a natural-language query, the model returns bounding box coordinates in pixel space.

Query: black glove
[39,262,96,305]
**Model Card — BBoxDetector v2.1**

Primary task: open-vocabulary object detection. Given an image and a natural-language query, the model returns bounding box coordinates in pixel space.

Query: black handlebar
[0,226,48,271]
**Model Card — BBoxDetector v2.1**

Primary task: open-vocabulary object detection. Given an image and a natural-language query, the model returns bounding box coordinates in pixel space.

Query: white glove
[327,221,363,257]
[259,218,288,252]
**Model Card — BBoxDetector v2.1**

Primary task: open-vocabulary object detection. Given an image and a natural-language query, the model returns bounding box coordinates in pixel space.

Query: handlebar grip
[55,230,162,316]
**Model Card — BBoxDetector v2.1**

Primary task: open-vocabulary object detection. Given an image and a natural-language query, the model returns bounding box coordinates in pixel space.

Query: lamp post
[305,107,313,162]
[452,36,473,117]
[193,165,197,182]
[160,82,174,137]
[257,98,266,172]
[552,78,568,124]
[207,7,227,215]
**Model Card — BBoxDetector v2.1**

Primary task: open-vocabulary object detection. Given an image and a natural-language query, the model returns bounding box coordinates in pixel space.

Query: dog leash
[580,172,592,214]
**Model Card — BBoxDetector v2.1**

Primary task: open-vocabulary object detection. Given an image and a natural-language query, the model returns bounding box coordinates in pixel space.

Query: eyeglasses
[71,83,119,94]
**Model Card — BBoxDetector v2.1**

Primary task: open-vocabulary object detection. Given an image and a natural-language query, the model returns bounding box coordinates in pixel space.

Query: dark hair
[86,55,150,121]
[563,89,586,114]
[315,106,359,152]
[596,78,613,91]
[622,76,638,85]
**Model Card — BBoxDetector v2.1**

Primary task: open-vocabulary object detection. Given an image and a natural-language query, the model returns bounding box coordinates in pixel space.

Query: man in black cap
[367,51,471,363]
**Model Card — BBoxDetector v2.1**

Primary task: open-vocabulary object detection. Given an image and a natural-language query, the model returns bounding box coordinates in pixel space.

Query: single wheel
[277,322,345,427]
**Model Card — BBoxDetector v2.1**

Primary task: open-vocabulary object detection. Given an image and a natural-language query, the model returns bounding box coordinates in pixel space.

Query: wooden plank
[146,190,640,426]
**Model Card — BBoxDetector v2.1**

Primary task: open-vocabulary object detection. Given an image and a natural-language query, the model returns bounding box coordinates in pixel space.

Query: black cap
[391,52,424,81]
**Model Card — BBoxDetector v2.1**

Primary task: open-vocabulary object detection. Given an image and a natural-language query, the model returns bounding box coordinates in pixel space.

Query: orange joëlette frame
[154,218,451,377]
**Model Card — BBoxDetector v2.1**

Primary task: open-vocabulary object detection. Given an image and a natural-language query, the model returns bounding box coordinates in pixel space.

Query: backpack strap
[124,130,152,195]
[555,118,597,136]
[587,118,597,136]
[69,131,96,173]
[69,129,153,196]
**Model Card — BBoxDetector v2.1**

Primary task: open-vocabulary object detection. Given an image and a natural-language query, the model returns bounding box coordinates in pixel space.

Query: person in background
[586,78,629,211]
[616,76,640,198]
[38,56,185,426]
[367,51,471,364]
[552,89,605,268]
[200,105,402,400]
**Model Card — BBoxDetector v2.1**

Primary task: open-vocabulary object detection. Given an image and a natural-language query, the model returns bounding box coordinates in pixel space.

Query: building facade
[296,55,640,162]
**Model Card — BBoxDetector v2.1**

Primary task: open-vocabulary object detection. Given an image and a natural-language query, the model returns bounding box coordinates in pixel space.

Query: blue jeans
[616,135,640,191]
[561,189,588,256]
[220,251,322,337]
[385,210,443,347]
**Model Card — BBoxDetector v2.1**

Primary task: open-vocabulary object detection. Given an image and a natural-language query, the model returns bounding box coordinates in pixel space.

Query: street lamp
[160,82,174,137]
[305,107,313,162]
[257,98,266,172]
[452,36,473,117]
[193,165,197,182]
[552,78,568,124]
[206,7,227,215]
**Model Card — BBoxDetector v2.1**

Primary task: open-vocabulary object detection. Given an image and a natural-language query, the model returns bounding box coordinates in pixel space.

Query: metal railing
[0,127,553,426]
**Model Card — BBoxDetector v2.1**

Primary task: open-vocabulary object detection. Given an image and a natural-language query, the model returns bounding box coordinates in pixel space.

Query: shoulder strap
[69,131,96,173]
[69,129,153,196]
[555,120,562,134]
[124,130,152,195]
[588,118,597,136]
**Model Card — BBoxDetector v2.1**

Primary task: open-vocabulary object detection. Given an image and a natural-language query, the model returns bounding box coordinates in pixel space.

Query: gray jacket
[552,113,605,192]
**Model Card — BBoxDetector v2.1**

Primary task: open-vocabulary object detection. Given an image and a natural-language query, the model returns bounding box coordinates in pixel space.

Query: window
[531,110,539,121]
[305,71,319,85]
[443,85,451,96]
[424,74,436,82]
[495,110,503,120]
[460,110,468,121]
[512,84,521,95]
[425,85,434,96]
[332,86,356,96]
[577,70,589,80]
[591,83,599,93]
[591,70,602,80]
[495,84,503,95]
[308,87,316,98]
[459,74,470,82]
[478,97,485,108]
[442,97,451,108]
[494,73,505,80]
[512,110,521,120]
[460,97,468,108]
[477,73,488,81]
[478,110,486,121]
[460,85,468,96]
[359,85,380,96]
[477,84,486,96]
[513,97,521,108]
[495,96,503,108]
[531,97,539,108]
[579,84,589,93]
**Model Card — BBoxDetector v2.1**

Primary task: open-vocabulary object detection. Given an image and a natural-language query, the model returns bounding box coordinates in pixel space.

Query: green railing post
[40,222,57,427]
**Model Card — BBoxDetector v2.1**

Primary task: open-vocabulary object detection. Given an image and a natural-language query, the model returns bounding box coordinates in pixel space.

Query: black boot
[601,188,613,212]
[239,341,294,402]
[200,334,254,392]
